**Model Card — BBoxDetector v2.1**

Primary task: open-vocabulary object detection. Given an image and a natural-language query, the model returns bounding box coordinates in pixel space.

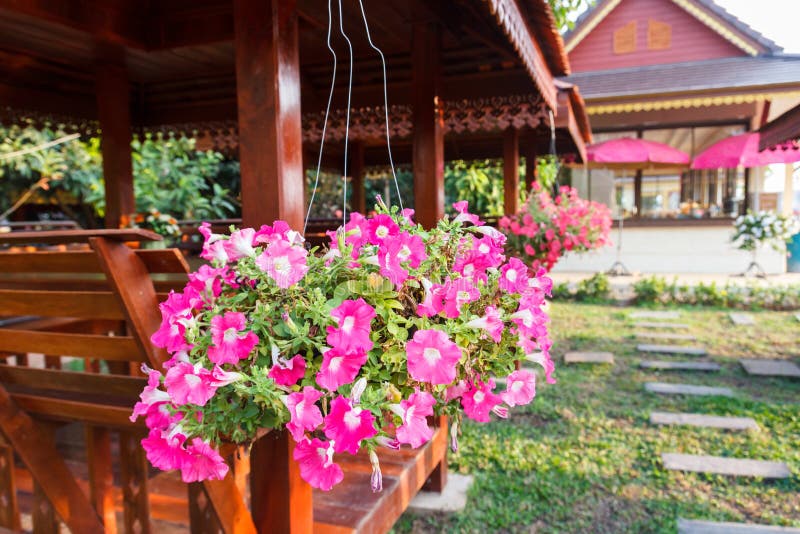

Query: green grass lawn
[396,303,800,533]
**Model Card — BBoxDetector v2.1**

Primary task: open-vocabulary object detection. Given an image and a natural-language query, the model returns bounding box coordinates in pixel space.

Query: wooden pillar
[412,22,444,229]
[503,128,520,215]
[234,0,304,231]
[96,63,134,229]
[250,431,312,534]
[351,141,366,214]
[523,142,537,189]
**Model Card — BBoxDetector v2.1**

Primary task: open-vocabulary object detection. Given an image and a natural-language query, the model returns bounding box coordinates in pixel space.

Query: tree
[547,0,595,32]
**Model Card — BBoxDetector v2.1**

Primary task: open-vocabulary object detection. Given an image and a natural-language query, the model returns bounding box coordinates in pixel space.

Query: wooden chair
[0,230,447,533]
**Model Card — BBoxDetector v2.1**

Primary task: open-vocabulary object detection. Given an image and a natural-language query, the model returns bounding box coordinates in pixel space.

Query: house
[556,0,800,274]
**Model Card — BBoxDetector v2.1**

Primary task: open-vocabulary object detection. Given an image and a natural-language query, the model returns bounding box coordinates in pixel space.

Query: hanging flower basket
[132,200,555,491]
[499,184,612,272]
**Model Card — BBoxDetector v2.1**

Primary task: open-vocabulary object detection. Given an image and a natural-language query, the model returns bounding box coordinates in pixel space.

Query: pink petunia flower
[186,265,227,301]
[499,257,530,294]
[393,390,436,448]
[207,312,258,365]
[315,347,368,392]
[210,366,244,387]
[141,428,188,471]
[461,380,502,422]
[268,353,307,387]
[416,279,446,318]
[255,239,309,288]
[442,278,480,319]
[224,228,257,260]
[524,349,556,384]
[284,386,324,442]
[366,214,400,245]
[464,305,504,342]
[452,201,482,226]
[377,241,409,287]
[293,438,344,491]
[471,235,505,268]
[131,366,172,426]
[405,329,462,385]
[394,232,427,268]
[326,298,376,352]
[180,438,229,482]
[452,251,490,284]
[164,362,218,406]
[323,396,377,454]
[501,369,536,407]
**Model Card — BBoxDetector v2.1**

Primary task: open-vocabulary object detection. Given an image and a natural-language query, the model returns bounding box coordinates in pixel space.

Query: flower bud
[369,450,383,493]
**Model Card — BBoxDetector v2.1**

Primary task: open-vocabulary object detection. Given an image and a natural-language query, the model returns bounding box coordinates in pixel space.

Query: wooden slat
[119,432,152,534]
[0,248,188,274]
[86,427,118,533]
[10,394,139,428]
[189,483,225,534]
[202,470,258,534]
[0,384,105,534]
[0,443,20,530]
[89,238,170,368]
[0,290,124,320]
[0,365,144,400]
[0,331,141,362]
[0,229,161,245]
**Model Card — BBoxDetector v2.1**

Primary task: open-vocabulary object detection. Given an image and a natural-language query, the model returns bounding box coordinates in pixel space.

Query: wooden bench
[0,230,448,533]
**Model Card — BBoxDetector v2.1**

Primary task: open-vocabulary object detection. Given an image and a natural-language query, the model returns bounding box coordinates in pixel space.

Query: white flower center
[463,264,474,276]
[376,225,389,238]
[184,374,202,388]
[398,245,411,261]
[479,243,490,254]
[457,290,470,302]
[223,327,239,343]
[473,391,485,404]
[344,408,362,430]
[273,255,291,276]
[295,399,305,418]
[404,405,415,423]
[511,380,524,393]
[506,269,518,282]
[342,316,355,333]
[329,356,343,372]
[423,347,441,365]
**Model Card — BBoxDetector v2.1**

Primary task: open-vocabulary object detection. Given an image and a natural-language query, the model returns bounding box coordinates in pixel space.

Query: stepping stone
[645,382,733,397]
[564,351,614,364]
[740,359,800,378]
[638,344,707,356]
[630,311,681,320]
[636,331,696,341]
[640,360,720,372]
[650,411,758,431]
[635,322,690,330]
[662,453,790,478]
[729,312,755,326]
[408,473,473,514]
[678,518,800,533]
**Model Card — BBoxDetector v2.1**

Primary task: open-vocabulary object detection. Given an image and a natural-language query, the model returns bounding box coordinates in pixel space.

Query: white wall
[552,225,787,274]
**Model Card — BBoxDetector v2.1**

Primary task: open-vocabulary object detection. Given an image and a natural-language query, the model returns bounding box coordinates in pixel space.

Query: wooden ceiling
[0,0,563,128]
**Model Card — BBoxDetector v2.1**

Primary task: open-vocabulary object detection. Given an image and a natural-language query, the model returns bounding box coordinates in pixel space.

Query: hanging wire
[356,0,403,210]
[548,109,561,197]
[337,0,354,227]
[303,0,337,235]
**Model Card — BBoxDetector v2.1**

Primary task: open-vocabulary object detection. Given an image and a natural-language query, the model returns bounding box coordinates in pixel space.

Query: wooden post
[250,431,312,534]
[412,22,444,229]
[351,141,366,214]
[503,128,520,215]
[234,0,305,231]
[633,170,643,217]
[524,143,537,189]
[96,63,134,229]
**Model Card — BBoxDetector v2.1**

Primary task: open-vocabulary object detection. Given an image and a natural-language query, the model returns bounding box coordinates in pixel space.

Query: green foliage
[632,275,800,310]
[547,0,595,32]
[444,160,510,217]
[0,122,239,226]
[551,273,611,303]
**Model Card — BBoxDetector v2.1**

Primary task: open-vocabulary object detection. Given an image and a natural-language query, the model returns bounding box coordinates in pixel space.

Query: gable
[568,0,751,73]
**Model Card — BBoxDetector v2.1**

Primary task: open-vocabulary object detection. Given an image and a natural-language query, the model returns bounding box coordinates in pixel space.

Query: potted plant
[125,208,182,248]
[499,184,612,272]
[732,210,800,277]
[131,199,555,490]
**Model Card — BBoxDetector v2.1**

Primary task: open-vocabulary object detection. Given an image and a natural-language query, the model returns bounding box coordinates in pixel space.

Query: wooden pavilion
[0,1,582,532]
[0,0,590,231]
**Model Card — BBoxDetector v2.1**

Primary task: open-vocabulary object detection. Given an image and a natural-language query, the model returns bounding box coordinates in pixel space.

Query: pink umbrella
[586,137,690,168]
[692,132,800,169]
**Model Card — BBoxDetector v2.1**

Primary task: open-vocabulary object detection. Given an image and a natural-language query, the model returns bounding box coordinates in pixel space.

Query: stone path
[564,351,614,364]
[635,322,690,330]
[635,331,697,341]
[662,453,790,478]
[645,382,733,397]
[740,359,800,378]
[729,312,756,326]
[409,473,474,514]
[630,311,681,320]
[650,411,758,431]
[640,360,720,371]
[638,344,707,356]
[678,518,800,533]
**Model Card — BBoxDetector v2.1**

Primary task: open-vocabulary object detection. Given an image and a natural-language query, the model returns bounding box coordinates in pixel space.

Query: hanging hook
[337,0,354,227]
[304,0,338,236]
